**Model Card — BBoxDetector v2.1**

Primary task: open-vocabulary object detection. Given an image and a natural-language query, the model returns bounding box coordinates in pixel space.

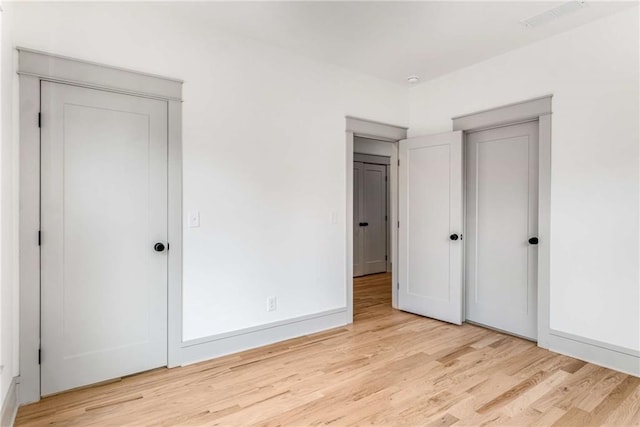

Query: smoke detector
[407,76,420,84]
[520,1,586,29]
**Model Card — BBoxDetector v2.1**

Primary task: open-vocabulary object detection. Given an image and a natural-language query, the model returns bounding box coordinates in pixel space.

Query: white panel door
[40,81,168,395]
[398,131,464,324]
[466,121,539,339]
[353,162,364,277]
[362,163,387,275]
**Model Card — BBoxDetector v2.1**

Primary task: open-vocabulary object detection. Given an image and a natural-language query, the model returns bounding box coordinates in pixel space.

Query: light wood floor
[16,272,640,426]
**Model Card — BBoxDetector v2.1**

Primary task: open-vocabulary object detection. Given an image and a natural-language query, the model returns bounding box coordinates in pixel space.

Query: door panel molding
[18,49,183,404]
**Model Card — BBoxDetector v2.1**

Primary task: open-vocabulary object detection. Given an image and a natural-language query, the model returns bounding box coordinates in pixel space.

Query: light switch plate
[188,211,200,228]
[331,211,338,225]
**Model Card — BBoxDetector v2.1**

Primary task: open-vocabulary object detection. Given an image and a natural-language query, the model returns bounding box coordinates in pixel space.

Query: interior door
[398,131,464,324]
[465,121,539,339]
[362,163,387,275]
[40,81,169,395]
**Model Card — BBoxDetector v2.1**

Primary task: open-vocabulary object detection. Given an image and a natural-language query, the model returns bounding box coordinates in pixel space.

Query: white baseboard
[177,307,349,366]
[547,329,640,377]
[1,377,18,427]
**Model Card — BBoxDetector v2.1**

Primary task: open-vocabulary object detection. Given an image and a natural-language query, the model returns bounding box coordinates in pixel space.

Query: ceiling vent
[520,1,586,28]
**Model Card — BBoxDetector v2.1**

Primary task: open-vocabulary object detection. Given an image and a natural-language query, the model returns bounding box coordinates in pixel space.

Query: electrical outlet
[267,296,277,312]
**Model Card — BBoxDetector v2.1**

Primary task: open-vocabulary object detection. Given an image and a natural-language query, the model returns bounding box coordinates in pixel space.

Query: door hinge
[397,159,400,167]
[38,112,41,128]
[38,349,41,365]
[397,282,399,290]
[397,221,400,228]
[385,255,388,261]
[38,231,41,246]
[385,215,388,221]
[385,175,388,182]
[167,243,170,251]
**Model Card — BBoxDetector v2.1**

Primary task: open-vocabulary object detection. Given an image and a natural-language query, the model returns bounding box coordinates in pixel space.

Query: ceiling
[180,1,636,85]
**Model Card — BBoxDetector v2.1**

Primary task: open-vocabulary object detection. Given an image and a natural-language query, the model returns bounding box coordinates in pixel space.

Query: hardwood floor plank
[15,272,640,426]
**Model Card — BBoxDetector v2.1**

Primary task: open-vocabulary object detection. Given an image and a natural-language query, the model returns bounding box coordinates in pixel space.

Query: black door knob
[528,237,539,245]
[450,234,459,241]
[359,222,369,227]
[154,242,166,252]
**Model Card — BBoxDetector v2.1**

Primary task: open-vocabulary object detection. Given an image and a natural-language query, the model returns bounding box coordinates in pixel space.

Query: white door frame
[17,48,183,404]
[345,117,407,322]
[452,95,553,347]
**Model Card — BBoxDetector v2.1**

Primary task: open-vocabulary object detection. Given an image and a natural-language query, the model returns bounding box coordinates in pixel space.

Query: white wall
[9,2,407,344]
[0,0,19,409]
[409,8,639,353]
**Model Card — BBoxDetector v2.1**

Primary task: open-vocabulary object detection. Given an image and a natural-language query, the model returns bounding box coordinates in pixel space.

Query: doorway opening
[345,117,407,323]
[353,138,392,319]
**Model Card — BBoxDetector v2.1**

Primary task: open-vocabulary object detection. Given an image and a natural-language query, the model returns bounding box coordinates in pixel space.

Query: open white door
[398,131,464,324]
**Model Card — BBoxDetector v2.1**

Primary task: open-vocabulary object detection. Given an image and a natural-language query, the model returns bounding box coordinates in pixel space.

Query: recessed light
[407,76,420,84]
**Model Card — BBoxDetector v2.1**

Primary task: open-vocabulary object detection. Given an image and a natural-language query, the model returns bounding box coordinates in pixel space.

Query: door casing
[345,117,407,322]
[453,95,552,347]
[17,48,183,404]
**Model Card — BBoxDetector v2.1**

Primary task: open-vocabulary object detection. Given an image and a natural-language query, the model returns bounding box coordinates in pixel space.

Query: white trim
[346,118,405,319]
[17,47,182,101]
[452,95,552,131]
[181,308,346,348]
[353,153,391,165]
[177,309,348,366]
[537,113,552,348]
[389,144,400,309]
[1,377,18,427]
[346,132,355,322]
[17,49,183,403]
[547,333,640,377]
[346,116,407,142]
[17,75,41,405]
[549,329,640,358]
[167,100,183,368]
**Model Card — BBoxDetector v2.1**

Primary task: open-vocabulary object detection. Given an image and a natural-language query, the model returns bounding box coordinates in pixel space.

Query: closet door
[465,121,539,339]
[40,81,169,395]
